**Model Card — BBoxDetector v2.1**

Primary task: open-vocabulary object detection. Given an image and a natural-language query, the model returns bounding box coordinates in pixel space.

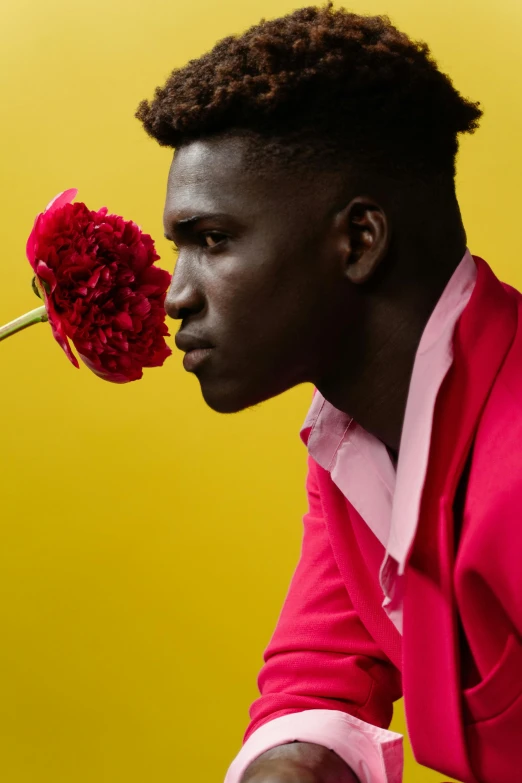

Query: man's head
[136,3,481,416]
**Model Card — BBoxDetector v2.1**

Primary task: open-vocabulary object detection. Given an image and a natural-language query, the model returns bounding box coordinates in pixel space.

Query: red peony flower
[25,189,172,382]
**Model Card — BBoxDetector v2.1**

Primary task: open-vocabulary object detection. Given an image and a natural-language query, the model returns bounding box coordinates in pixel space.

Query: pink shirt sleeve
[224,709,403,783]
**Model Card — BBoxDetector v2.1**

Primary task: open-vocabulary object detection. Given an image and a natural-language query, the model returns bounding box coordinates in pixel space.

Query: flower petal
[44,188,78,214]
[35,261,57,293]
[43,293,80,369]
[114,311,133,331]
[77,351,142,383]
[25,213,42,268]
[26,190,78,268]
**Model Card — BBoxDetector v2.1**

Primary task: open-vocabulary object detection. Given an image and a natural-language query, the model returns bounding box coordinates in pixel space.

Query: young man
[136,4,522,782]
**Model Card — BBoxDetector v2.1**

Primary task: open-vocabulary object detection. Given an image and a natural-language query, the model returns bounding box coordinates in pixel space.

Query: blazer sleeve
[247,454,402,734]
[224,455,403,783]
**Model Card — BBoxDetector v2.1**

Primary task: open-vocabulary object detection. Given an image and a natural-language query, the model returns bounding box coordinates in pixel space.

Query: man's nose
[164,256,203,320]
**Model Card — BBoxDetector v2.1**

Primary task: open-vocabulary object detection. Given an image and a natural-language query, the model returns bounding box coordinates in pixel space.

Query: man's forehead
[164,137,280,225]
[167,136,250,186]
[163,134,339,231]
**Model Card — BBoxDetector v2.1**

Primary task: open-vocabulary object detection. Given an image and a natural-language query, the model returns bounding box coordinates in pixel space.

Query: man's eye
[201,232,226,249]
[169,232,227,253]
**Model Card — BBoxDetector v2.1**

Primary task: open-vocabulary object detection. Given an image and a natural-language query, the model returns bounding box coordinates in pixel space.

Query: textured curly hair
[136,2,482,187]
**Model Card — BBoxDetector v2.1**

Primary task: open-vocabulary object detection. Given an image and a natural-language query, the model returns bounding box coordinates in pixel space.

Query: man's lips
[174,331,215,372]
[182,347,213,372]
[175,331,214,353]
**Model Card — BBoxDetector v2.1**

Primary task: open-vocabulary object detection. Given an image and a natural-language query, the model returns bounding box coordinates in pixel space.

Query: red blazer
[246,257,522,783]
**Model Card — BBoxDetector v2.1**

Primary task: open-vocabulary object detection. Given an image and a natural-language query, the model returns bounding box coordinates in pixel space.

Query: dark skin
[163,133,467,780]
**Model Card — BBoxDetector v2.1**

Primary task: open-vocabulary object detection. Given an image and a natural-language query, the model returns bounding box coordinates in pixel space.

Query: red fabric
[245,256,522,782]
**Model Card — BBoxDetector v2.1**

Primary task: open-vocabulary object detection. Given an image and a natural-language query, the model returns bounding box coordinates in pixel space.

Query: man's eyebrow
[163,213,231,239]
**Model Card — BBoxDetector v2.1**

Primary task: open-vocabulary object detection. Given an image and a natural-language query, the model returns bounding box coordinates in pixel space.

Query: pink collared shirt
[225,249,477,783]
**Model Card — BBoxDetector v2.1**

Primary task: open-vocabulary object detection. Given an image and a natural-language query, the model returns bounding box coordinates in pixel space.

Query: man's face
[163,135,354,413]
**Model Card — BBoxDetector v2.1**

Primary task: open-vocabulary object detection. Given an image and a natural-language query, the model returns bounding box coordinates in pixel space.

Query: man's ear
[336,197,390,284]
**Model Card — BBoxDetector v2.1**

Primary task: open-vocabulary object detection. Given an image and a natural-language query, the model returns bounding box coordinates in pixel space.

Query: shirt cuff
[224,709,403,783]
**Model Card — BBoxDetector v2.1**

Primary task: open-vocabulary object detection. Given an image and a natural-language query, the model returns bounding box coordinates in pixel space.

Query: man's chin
[199,382,269,414]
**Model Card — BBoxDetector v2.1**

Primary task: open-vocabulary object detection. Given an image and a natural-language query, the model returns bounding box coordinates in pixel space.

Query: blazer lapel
[402,257,518,781]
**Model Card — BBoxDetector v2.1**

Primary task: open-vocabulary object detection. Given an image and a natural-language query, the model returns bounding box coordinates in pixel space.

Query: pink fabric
[302,406,396,551]
[226,252,522,783]
[224,710,403,783]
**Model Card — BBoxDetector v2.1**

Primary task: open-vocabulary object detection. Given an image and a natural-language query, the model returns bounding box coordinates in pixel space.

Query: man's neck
[316,233,467,453]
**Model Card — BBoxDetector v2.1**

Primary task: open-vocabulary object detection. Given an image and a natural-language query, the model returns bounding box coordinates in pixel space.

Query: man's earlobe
[343,198,389,285]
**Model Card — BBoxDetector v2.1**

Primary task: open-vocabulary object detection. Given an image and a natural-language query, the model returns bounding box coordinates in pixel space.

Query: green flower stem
[0,305,49,342]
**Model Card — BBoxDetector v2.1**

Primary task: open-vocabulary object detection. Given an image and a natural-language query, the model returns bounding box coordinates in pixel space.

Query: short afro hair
[136,2,482,187]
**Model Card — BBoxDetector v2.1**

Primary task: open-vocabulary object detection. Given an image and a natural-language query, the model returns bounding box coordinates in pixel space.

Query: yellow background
[0,0,520,781]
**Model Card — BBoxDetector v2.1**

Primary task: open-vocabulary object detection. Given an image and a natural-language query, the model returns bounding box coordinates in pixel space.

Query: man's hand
[239,741,360,783]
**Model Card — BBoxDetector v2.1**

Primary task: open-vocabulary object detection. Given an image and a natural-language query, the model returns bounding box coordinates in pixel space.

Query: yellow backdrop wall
[0,1,520,781]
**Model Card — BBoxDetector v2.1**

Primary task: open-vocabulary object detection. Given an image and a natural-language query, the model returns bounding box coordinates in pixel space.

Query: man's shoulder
[473,293,522,468]
[495,281,522,403]
[466,275,522,463]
